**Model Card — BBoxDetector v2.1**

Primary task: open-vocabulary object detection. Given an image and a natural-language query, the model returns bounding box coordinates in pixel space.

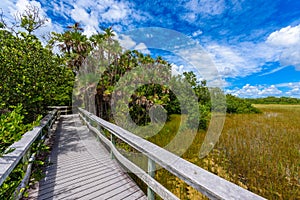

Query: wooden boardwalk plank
[27,114,146,200]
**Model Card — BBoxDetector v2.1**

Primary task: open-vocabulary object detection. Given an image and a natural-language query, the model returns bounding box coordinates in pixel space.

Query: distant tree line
[246,96,300,104]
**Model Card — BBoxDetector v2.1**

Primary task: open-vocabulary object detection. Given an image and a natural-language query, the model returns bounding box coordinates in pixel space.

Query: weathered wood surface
[0,110,57,186]
[81,114,180,200]
[27,114,146,200]
[79,108,266,200]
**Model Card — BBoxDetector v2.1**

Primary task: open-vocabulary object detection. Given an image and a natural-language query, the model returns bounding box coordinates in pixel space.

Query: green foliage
[0,133,50,199]
[246,96,300,104]
[0,104,44,199]
[19,5,48,34]
[0,27,74,122]
[0,104,36,155]
[93,49,173,126]
[182,72,211,130]
[226,94,261,114]
[0,162,24,199]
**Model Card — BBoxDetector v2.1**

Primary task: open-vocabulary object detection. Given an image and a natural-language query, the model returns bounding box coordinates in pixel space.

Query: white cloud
[5,0,46,19]
[70,6,90,24]
[176,46,219,79]
[48,0,147,35]
[275,82,300,88]
[117,34,137,49]
[259,85,282,96]
[101,3,129,22]
[275,82,300,98]
[134,43,150,54]
[182,0,226,23]
[227,84,282,98]
[203,24,300,80]
[267,25,300,46]
[171,63,185,76]
[286,87,300,97]
[206,43,263,78]
[0,0,61,43]
[192,30,203,37]
[70,5,99,36]
[266,24,300,70]
[185,0,226,16]
[116,34,151,54]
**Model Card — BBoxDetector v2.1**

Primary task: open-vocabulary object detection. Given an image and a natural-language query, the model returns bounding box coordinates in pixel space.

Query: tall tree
[0,8,74,122]
[48,22,91,72]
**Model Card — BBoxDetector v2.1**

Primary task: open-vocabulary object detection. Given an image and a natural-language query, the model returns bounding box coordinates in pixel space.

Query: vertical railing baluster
[96,124,101,142]
[147,158,156,200]
[111,134,116,159]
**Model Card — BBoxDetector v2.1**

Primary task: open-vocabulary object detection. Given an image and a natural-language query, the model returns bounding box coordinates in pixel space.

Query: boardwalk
[27,114,146,200]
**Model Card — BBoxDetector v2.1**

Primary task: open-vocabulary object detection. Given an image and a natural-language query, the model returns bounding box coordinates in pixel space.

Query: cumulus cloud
[276,82,300,97]
[171,63,185,76]
[101,3,129,22]
[267,25,300,46]
[70,5,99,36]
[266,24,300,70]
[117,34,137,49]
[227,84,282,98]
[116,34,151,54]
[134,42,150,54]
[227,82,300,98]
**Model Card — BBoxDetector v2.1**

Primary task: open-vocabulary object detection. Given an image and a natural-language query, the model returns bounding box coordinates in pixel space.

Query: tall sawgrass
[147,104,300,199]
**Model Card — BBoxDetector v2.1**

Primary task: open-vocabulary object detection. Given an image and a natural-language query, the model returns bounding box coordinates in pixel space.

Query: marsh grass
[147,104,300,199]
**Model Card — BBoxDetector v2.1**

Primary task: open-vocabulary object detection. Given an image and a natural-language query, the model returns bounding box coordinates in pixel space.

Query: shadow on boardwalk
[26,114,146,200]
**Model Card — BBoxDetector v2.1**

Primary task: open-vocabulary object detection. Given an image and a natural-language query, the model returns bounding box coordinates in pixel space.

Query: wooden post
[96,124,101,142]
[111,134,116,159]
[147,158,156,200]
[47,122,51,136]
[86,115,89,125]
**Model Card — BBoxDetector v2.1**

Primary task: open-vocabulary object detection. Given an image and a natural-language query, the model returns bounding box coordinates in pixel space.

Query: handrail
[47,106,73,115]
[79,108,266,200]
[0,109,59,197]
[80,111,179,200]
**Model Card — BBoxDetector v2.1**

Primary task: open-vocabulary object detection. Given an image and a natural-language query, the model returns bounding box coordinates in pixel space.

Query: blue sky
[1,0,300,98]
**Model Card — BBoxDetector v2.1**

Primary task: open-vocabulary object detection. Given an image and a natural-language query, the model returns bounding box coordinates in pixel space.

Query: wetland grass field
[147,104,300,199]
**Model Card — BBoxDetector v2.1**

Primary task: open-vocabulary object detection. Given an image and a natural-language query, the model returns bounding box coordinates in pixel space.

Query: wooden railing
[48,106,73,115]
[0,107,66,199]
[79,108,266,200]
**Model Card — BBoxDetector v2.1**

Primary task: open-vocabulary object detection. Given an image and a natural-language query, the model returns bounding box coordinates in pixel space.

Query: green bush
[0,104,37,155]
[226,94,261,114]
[0,28,74,123]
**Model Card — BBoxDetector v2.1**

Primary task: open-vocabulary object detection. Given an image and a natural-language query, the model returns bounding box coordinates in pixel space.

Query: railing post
[147,158,156,200]
[96,124,104,142]
[111,134,116,159]
[47,122,51,135]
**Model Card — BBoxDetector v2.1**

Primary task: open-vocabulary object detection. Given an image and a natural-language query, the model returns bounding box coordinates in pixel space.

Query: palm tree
[49,22,91,72]
[67,22,84,32]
